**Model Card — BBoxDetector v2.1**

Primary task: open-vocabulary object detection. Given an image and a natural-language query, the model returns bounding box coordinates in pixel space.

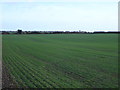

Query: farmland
[2,34,118,88]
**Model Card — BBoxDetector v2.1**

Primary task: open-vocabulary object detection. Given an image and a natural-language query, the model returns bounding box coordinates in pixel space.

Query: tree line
[1,29,120,34]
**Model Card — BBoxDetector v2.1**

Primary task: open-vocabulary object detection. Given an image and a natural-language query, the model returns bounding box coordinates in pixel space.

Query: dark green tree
[17,29,22,34]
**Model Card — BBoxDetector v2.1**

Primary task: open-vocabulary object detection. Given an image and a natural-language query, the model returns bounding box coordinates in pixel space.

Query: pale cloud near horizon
[0,1,118,31]
[0,0,119,2]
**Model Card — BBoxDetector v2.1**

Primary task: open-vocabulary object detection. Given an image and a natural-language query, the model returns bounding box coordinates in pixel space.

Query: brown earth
[2,63,18,89]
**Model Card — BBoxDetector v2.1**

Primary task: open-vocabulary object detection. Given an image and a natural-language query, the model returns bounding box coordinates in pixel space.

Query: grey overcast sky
[0,0,118,31]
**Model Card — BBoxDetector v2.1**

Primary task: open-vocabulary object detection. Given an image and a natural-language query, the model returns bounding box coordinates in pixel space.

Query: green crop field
[2,34,118,88]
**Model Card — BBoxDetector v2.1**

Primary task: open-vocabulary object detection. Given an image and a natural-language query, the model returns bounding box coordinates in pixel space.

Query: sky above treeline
[0,0,119,31]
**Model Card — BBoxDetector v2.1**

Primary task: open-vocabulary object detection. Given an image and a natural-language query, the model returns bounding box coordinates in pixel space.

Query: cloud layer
[0,2,118,31]
[0,0,119,2]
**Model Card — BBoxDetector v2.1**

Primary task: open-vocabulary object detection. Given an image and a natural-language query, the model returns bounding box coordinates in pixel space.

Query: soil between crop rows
[2,63,17,89]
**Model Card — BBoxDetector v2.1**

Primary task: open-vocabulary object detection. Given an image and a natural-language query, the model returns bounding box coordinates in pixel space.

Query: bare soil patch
[2,63,18,89]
